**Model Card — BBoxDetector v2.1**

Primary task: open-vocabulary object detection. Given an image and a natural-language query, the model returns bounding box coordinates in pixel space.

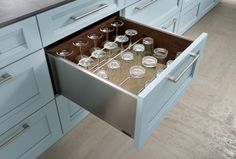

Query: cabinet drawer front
[199,0,215,16]
[56,95,88,134]
[0,50,54,123]
[0,17,42,68]
[37,0,125,46]
[0,100,62,159]
[123,0,180,26]
[178,2,200,34]
[134,33,208,147]
[182,0,199,9]
[157,14,179,33]
[46,16,207,148]
[126,0,141,7]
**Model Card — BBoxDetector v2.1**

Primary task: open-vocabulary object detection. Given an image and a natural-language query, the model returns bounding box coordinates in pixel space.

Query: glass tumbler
[133,44,145,65]
[153,48,168,64]
[142,37,154,56]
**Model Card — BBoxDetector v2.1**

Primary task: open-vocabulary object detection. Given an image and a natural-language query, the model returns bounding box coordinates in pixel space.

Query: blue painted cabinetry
[37,0,125,46]
[122,0,181,31]
[0,100,62,159]
[56,95,88,134]
[0,17,41,68]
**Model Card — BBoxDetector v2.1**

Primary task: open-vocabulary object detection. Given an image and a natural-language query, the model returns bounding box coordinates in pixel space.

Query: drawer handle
[135,0,159,10]
[168,53,200,83]
[162,18,177,30]
[0,124,30,149]
[71,4,109,21]
[0,73,12,85]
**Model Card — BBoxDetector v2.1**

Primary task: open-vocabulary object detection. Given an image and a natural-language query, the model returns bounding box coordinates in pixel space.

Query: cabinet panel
[0,100,62,159]
[56,95,88,134]
[123,0,181,27]
[199,0,219,16]
[0,17,42,68]
[37,0,125,46]
[178,2,200,34]
[0,50,54,123]
[156,13,179,33]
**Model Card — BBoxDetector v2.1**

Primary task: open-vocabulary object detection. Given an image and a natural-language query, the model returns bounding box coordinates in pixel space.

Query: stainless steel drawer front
[48,55,137,137]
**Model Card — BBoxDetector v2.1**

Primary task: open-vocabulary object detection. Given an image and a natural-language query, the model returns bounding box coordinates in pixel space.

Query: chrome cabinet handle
[168,53,200,83]
[135,0,159,10]
[0,124,30,149]
[162,18,177,30]
[71,4,108,21]
[0,73,12,85]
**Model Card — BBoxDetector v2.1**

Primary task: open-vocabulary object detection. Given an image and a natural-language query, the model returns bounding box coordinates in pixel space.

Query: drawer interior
[46,14,192,95]
[45,14,193,139]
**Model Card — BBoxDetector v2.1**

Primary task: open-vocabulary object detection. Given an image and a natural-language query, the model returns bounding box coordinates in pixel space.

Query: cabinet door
[0,50,54,123]
[0,17,42,68]
[56,96,88,134]
[0,100,62,159]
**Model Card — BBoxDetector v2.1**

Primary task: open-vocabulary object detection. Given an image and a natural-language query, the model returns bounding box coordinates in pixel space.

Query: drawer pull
[162,18,177,30]
[0,73,12,85]
[71,4,109,21]
[168,53,200,83]
[0,124,30,149]
[135,0,159,10]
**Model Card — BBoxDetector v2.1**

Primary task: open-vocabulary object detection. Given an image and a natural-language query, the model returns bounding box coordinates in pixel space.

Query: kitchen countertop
[0,0,74,28]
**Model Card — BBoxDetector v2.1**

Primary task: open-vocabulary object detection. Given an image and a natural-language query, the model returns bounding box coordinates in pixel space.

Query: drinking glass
[125,29,138,47]
[107,60,121,83]
[142,37,154,56]
[119,65,146,86]
[100,26,114,42]
[104,41,118,58]
[133,44,145,65]
[56,48,73,59]
[78,57,94,69]
[72,38,88,62]
[87,32,103,52]
[115,35,129,50]
[111,20,124,37]
[95,69,109,80]
[153,48,168,64]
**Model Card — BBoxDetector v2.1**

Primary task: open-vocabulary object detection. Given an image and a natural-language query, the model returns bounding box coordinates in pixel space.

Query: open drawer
[45,14,208,148]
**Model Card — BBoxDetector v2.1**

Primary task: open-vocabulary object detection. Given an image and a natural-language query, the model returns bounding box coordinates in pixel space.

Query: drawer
[182,0,199,9]
[178,2,200,34]
[0,17,42,68]
[37,0,125,47]
[126,0,141,7]
[156,13,179,33]
[0,50,54,123]
[0,100,62,159]
[56,95,88,134]
[123,0,181,27]
[46,15,208,148]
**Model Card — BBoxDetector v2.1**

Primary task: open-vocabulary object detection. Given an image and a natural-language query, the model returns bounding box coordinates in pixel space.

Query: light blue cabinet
[56,96,88,134]
[178,1,201,34]
[156,13,180,33]
[199,0,219,17]
[122,0,181,31]
[0,100,62,159]
[37,0,125,46]
[0,17,42,68]
[125,0,141,7]
[0,49,54,123]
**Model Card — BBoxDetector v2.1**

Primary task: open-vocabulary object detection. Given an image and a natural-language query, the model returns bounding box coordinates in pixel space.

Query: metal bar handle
[0,124,30,149]
[168,53,200,83]
[135,0,159,10]
[0,73,12,85]
[162,18,177,30]
[71,4,108,21]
